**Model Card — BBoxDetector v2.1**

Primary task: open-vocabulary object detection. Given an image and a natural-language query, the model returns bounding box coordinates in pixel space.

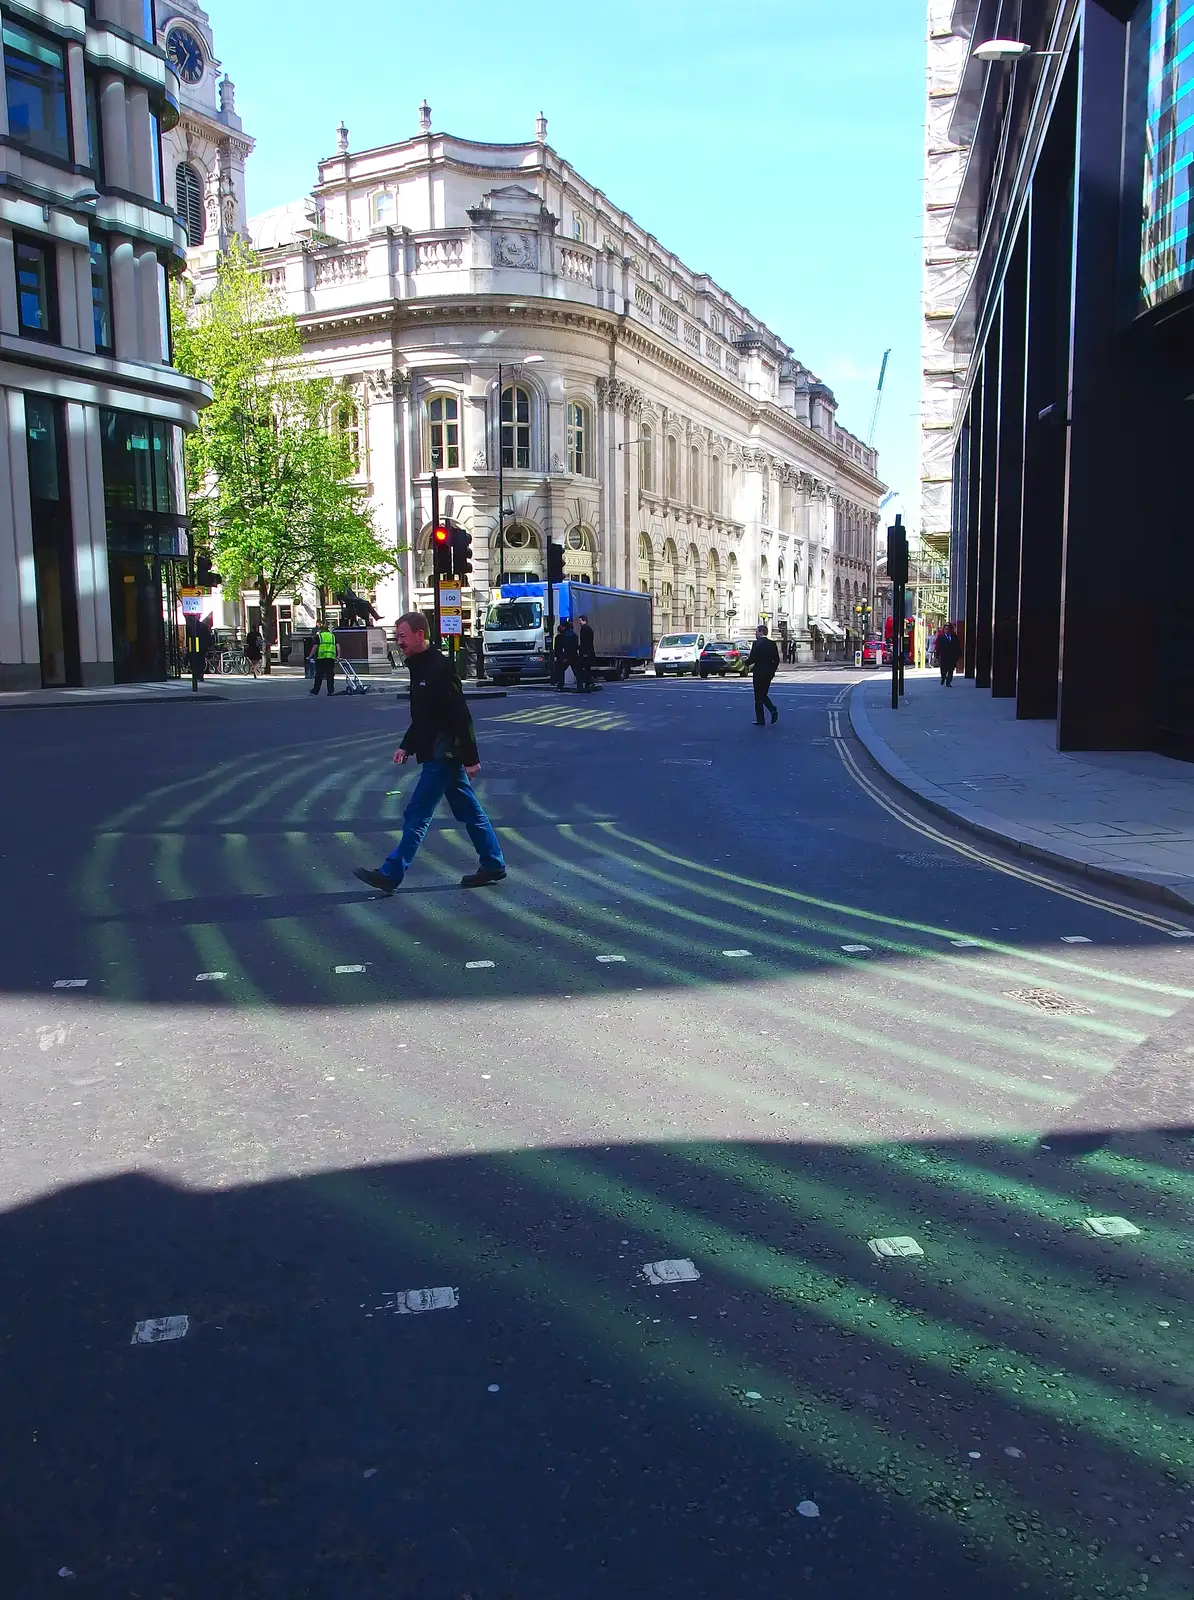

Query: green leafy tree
[173,239,400,671]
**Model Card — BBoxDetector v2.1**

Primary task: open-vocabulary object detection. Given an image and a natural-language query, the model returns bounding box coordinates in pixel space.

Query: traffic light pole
[431,470,442,647]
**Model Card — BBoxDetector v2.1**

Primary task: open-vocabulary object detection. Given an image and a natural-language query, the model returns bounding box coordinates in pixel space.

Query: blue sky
[207,0,926,511]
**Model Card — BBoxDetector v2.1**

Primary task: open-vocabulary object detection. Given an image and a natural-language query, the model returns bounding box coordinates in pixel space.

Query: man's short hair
[579,613,588,622]
[756,623,768,635]
[396,611,429,637]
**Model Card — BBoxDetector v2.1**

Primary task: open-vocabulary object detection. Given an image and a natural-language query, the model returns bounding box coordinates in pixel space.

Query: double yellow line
[827,693,1193,937]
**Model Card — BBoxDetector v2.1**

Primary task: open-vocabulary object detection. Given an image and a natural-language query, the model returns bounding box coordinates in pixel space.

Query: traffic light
[450,526,473,582]
[432,524,452,579]
[195,551,222,587]
[546,539,565,584]
[886,516,909,588]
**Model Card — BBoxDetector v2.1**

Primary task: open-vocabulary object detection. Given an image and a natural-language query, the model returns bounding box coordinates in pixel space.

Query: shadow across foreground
[2,1129,1191,1599]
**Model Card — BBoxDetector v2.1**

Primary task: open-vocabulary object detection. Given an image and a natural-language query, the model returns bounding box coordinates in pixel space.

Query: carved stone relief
[493,231,539,270]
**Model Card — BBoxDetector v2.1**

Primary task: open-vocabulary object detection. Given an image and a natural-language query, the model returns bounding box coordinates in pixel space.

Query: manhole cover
[1002,988,1092,1016]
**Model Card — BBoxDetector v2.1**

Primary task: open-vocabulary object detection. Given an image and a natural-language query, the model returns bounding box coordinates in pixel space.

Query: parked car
[653,633,706,675]
[698,641,747,678]
[861,637,889,667]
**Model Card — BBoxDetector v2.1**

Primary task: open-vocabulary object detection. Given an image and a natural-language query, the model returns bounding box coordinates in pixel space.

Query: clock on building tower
[166,26,205,84]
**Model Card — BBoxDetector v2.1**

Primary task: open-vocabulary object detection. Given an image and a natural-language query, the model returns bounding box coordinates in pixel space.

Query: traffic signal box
[450,526,472,582]
[432,524,452,579]
[546,540,565,584]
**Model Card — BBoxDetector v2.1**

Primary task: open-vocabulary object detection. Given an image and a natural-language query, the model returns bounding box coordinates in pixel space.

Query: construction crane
[867,348,891,448]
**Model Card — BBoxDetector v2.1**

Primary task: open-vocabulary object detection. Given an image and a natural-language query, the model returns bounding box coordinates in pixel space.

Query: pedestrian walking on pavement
[310,623,338,695]
[578,613,596,692]
[244,626,265,677]
[937,625,960,687]
[353,612,507,894]
[562,619,582,690]
[745,623,780,725]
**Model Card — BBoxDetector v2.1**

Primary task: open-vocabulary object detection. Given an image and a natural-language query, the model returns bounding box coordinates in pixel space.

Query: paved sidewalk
[850,670,1194,915]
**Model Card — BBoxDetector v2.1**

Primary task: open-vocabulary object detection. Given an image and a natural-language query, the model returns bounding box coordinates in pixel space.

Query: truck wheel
[620,661,631,680]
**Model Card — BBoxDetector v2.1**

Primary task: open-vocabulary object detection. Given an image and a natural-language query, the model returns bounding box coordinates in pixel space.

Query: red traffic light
[433,525,450,544]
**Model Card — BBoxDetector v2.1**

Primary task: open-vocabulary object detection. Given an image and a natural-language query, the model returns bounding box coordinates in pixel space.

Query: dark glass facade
[25,396,80,688]
[100,410,189,683]
[1142,1,1194,305]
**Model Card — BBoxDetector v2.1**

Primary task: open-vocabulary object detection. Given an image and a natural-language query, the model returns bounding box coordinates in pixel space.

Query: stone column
[127,85,153,199]
[99,75,130,192]
[109,238,138,360]
[0,390,41,687]
[135,246,162,363]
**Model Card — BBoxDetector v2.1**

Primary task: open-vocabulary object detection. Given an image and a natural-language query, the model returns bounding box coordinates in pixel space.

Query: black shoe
[754,719,765,726]
[354,866,396,895]
[770,707,779,724]
[460,866,507,888]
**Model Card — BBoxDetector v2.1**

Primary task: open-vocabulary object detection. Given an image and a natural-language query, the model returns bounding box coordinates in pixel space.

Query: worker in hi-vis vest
[310,625,338,697]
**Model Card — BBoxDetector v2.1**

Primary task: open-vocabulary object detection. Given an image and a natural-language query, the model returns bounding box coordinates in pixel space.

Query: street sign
[440,613,462,635]
[439,584,462,609]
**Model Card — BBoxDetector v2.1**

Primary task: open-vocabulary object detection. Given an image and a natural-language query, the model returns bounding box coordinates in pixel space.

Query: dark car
[699,641,746,678]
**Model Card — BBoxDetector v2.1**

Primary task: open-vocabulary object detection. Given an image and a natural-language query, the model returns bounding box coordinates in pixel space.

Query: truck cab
[484,595,548,681]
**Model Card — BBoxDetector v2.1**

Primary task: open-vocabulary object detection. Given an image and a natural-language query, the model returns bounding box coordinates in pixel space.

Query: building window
[501,384,531,470]
[85,73,102,178]
[710,455,722,513]
[15,236,56,340]
[3,21,71,163]
[332,391,363,474]
[572,216,586,242]
[689,445,700,505]
[427,394,459,471]
[372,191,395,227]
[666,435,678,498]
[176,163,205,247]
[99,410,181,514]
[89,237,113,353]
[640,424,654,491]
[148,108,163,204]
[566,401,588,476]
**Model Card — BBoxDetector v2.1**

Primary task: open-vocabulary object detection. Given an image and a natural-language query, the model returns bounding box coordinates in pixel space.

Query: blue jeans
[381,759,505,884]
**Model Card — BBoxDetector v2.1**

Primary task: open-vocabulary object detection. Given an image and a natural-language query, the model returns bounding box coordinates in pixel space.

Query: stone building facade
[0,0,209,689]
[197,113,883,651]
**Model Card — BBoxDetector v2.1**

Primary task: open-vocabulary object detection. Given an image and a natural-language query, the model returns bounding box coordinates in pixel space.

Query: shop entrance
[107,525,188,683]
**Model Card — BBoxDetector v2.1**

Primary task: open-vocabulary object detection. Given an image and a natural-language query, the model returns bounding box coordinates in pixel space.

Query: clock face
[166,26,204,85]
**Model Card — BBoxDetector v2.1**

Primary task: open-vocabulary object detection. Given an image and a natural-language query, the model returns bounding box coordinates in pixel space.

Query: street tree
[173,239,399,670]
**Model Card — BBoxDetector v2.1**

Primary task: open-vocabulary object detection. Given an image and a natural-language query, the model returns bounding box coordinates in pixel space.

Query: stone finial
[336,121,349,155]
[535,112,548,143]
[418,100,432,134]
[219,75,236,115]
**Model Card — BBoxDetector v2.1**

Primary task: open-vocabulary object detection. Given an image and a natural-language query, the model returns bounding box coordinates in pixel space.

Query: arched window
[566,402,588,476]
[332,390,363,474]
[427,394,459,471]
[176,162,204,247]
[638,533,652,594]
[710,456,721,514]
[666,435,679,498]
[501,385,531,470]
[689,445,700,506]
[565,525,596,582]
[640,424,654,491]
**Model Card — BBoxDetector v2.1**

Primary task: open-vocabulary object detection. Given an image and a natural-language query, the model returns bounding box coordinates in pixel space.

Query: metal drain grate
[898,851,969,870]
[1002,987,1092,1016]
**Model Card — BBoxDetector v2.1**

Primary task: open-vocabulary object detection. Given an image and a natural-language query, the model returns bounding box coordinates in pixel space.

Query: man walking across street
[354,612,507,893]
[310,623,338,696]
[562,619,582,690]
[577,613,596,693]
[745,623,780,726]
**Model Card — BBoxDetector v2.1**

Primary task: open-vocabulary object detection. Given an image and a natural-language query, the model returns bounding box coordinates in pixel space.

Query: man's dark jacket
[563,625,581,662]
[400,645,479,766]
[745,637,780,681]
[937,632,960,668]
[579,621,595,660]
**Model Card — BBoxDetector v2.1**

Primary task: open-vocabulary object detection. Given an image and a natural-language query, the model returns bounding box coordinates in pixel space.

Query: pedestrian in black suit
[577,613,596,692]
[744,623,780,725]
[562,620,582,690]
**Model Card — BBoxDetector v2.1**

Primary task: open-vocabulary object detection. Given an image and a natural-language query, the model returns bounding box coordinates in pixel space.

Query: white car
[653,633,706,676]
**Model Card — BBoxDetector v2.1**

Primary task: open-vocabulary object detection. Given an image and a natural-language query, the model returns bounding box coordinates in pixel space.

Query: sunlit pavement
[2,673,1192,1598]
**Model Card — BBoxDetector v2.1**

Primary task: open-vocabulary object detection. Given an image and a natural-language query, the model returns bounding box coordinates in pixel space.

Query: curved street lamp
[972,37,1064,61]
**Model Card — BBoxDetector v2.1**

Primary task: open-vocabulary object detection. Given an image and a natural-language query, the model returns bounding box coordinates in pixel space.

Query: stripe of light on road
[53,979,88,989]
[334,964,368,974]
[195,971,227,982]
[465,960,496,969]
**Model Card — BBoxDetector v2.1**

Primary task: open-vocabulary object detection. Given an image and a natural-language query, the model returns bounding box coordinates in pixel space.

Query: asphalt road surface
[2,670,1192,1600]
